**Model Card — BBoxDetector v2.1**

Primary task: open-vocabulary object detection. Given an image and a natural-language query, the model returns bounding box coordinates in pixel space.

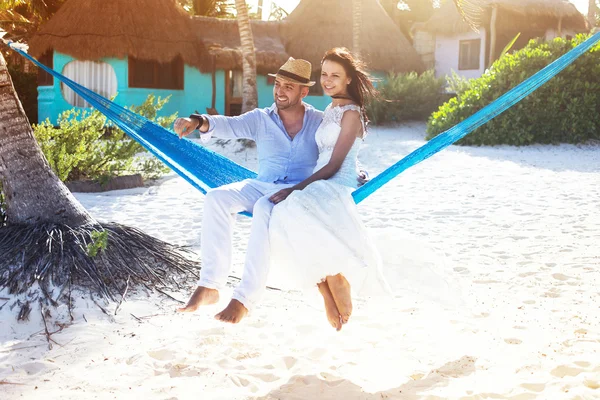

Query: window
[458,39,481,70]
[128,56,183,89]
[308,70,323,96]
[38,50,53,86]
[61,60,117,108]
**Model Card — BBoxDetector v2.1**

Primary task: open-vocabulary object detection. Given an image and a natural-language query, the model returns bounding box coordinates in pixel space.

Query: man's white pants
[198,179,292,310]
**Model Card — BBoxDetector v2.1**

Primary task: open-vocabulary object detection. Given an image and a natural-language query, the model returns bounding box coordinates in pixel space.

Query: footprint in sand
[584,380,600,390]
[147,348,176,361]
[504,338,523,345]
[550,365,585,378]
[282,356,298,370]
[519,272,538,278]
[541,289,561,298]
[168,364,210,378]
[574,361,591,368]
[520,383,545,393]
[552,273,575,281]
[20,361,58,375]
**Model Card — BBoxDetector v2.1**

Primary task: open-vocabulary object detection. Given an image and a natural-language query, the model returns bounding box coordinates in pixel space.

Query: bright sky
[247,0,590,19]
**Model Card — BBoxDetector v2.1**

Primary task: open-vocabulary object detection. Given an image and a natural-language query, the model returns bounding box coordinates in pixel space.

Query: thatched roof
[29,0,201,68]
[191,16,290,74]
[422,0,588,35]
[281,0,425,73]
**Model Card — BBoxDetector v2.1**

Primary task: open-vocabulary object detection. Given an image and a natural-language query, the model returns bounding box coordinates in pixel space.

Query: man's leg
[215,193,278,322]
[178,180,263,312]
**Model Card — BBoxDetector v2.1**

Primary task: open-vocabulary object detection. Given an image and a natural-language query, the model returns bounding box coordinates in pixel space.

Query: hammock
[5,32,600,214]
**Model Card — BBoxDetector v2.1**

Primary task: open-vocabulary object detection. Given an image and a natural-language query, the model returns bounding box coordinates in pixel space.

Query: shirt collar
[268,102,314,116]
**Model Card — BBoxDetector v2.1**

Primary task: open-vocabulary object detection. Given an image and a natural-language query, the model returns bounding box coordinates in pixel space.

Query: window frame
[128,56,184,90]
[37,50,54,86]
[458,39,481,71]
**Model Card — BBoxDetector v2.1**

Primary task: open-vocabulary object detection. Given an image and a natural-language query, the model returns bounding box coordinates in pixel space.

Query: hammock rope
[5,32,600,210]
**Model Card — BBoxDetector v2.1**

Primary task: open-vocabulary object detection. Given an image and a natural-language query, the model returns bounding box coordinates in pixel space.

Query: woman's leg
[326,274,353,324]
[317,281,342,331]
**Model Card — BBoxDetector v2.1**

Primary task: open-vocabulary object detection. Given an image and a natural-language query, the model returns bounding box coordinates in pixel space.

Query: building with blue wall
[29,0,423,125]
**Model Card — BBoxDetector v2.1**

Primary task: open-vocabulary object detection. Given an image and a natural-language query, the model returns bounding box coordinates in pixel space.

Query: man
[174,58,365,324]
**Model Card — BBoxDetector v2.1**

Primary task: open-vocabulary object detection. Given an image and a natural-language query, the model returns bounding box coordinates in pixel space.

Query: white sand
[1,123,599,399]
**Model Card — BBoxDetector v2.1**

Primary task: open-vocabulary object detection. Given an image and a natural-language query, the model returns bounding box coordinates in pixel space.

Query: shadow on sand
[256,355,477,400]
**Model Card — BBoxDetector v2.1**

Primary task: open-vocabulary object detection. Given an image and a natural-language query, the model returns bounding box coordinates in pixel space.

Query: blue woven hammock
[6,32,600,213]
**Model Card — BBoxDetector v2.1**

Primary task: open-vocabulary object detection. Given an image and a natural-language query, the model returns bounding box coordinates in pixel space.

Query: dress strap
[338,104,366,137]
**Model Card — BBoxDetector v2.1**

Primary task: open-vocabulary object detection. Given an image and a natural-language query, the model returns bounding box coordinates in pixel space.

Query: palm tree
[234,0,258,112]
[0,50,198,322]
[353,0,361,55]
[589,0,598,27]
[0,0,65,42]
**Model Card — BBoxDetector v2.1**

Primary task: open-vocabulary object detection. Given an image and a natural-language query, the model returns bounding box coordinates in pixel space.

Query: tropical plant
[0,0,65,42]
[367,70,449,124]
[427,35,600,146]
[33,95,173,183]
[0,51,198,323]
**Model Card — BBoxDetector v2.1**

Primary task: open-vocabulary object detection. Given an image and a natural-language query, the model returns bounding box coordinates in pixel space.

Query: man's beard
[275,96,300,110]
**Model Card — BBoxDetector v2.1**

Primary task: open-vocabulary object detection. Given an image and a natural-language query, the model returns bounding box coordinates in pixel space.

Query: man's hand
[174,117,200,139]
[269,188,296,204]
[357,170,369,187]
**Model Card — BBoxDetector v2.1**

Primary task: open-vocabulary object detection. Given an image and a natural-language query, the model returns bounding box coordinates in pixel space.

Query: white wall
[434,28,487,80]
[545,28,580,40]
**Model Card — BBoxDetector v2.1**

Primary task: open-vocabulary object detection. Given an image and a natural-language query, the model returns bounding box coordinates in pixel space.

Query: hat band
[277,69,310,84]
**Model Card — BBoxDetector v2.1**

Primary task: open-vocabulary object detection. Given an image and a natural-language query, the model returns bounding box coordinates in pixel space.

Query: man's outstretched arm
[174,109,262,141]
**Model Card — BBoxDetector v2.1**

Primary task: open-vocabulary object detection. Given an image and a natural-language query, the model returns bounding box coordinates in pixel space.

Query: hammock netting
[6,32,600,212]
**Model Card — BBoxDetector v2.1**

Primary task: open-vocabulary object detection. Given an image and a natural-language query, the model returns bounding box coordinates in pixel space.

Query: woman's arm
[269,110,362,204]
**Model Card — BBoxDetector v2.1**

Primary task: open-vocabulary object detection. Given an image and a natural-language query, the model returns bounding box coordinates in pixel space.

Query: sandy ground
[1,123,599,399]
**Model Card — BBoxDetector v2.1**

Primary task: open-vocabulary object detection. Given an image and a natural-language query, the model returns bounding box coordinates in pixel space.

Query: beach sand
[1,123,599,399]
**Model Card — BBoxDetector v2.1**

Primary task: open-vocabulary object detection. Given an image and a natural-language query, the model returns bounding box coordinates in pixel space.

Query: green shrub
[367,70,450,125]
[33,94,174,183]
[427,35,600,146]
[8,66,38,124]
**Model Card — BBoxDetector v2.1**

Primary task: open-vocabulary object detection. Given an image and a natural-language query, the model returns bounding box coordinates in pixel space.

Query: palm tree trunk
[589,0,597,28]
[352,0,361,56]
[0,51,92,226]
[488,5,498,68]
[234,0,258,113]
[0,50,199,322]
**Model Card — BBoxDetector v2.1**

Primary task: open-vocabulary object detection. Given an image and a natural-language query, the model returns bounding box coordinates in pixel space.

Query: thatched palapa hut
[29,0,200,69]
[191,16,289,74]
[28,0,426,123]
[281,0,425,74]
[414,0,588,80]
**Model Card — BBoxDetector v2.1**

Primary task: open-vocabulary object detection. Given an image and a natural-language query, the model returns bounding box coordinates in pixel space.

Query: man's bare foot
[318,282,342,331]
[215,299,248,324]
[177,286,219,312]
[326,274,353,324]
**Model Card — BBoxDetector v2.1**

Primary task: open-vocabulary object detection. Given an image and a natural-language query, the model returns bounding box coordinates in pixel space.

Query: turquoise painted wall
[37,52,289,124]
[37,51,383,124]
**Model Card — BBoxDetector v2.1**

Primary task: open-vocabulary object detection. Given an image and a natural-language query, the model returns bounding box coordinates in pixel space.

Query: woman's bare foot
[326,274,352,324]
[177,286,219,312]
[318,282,342,331]
[215,299,248,324]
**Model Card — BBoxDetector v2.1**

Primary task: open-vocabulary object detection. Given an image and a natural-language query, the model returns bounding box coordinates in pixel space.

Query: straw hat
[268,57,315,86]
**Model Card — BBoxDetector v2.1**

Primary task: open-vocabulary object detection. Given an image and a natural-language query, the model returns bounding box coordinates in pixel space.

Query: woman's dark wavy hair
[321,47,378,126]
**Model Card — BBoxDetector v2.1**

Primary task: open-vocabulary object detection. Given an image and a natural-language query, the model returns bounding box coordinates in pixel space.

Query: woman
[268,48,391,331]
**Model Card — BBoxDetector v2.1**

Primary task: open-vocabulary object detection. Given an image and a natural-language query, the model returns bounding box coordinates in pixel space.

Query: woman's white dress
[269,104,392,296]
